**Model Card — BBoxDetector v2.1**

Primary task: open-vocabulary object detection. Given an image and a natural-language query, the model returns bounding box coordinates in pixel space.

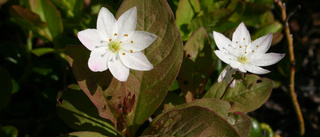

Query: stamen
[245,52,247,54]
[124,34,128,37]
[130,50,133,53]
[109,39,112,42]
[120,41,122,43]
[245,45,248,47]
[236,41,238,44]
[131,41,133,43]
[114,33,117,36]
[239,46,242,48]
[252,50,254,52]
[256,45,259,47]
[114,48,117,50]
[122,53,125,55]
[243,38,245,40]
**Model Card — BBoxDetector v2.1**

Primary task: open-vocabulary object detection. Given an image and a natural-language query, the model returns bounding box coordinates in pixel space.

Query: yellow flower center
[237,55,248,64]
[109,40,121,53]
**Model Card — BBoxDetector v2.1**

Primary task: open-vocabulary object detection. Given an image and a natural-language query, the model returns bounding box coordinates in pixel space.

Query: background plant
[0,0,319,137]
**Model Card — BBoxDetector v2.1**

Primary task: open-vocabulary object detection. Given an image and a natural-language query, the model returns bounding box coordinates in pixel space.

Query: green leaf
[29,0,63,40]
[0,126,18,137]
[177,27,214,99]
[168,80,179,91]
[142,106,241,136]
[56,84,120,136]
[59,131,106,137]
[31,47,55,57]
[175,0,200,41]
[252,21,283,40]
[188,9,234,33]
[116,0,183,133]
[10,5,51,41]
[203,74,273,113]
[227,112,252,137]
[51,0,84,18]
[0,67,12,111]
[248,118,262,137]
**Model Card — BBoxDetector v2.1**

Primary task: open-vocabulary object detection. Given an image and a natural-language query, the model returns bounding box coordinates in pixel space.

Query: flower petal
[108,54,130,81]
[230,80,236,88]
[117,7,137,40]
[88,48,110,72]
[232,22,251,54]
[251,33,273,55]
[119,51,153,71]
[97,7,117,38]
[218,68,227,83]
[229,61,246,73]
[122,31,157,52]
[251,53,285,67]
[78,29,105,51]
[213,31,232,51]
[214,50,233,64]
[244,64,270,74]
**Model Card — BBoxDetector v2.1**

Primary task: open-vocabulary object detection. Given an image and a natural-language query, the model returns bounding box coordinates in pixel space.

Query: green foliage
[204,74,273,113]
[1,0,287,136]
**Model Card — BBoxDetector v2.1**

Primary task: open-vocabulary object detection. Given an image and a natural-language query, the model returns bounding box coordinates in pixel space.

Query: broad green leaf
[204,74,273,113]
[227,112,252,137]
[10,5,50,41]
[29,0,63,40]
[51,0,84,18]
[188,9,233,33]
[142,106,241,136]
[66,45,116,127]
[56,84,120,136]
[252,21,283,39]
[31,47,55,57]
[59,131,106,137]
[177,27,214,99]
[0,126,18,137]
[248,118,262,137]
[0,67,12,111]
[116,0,183,134]
[175,0,200,41]
[164,98,231,118]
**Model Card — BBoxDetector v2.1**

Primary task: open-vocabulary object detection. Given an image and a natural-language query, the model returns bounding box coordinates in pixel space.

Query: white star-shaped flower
[77,7,157,82]
[214,22,285,87]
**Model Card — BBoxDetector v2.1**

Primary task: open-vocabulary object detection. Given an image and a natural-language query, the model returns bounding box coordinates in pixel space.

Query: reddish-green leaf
[204,74,273,113]
[142,106,241,137]
[177,27,214,100]
[115,0,183,134]
[227,112,252,137]
[59,131,106,137]
[56,84,120,136]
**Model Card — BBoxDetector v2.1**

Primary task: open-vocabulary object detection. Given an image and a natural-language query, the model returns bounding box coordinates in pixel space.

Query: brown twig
[274,0,304,136]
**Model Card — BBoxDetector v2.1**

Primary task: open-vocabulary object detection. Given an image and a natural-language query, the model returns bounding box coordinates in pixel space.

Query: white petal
[97,7,117,38]
[77,29,105,51]
[119,51,153,71]
[229,61,246,73]
[244,64,270,74]
[218,68,227,83]
[251,33,273,54]
[230,80,236,88]
[108,54,130,81]
[214,50,233,64]
[122,31,157,52]
[232,22,251,53]
[116,7,137,40]
[213,31,232,51]
[250,53,285,67]
[88,48,111,72]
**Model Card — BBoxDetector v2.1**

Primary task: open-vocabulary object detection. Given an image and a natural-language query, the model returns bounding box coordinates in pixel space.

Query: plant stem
[274,0,304,136]
[220,72,239,100]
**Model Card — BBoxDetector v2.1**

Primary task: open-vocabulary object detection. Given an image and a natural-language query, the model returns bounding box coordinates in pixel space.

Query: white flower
[77,7,157,82]
[214,22,285,86]
[218,65,237,88]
